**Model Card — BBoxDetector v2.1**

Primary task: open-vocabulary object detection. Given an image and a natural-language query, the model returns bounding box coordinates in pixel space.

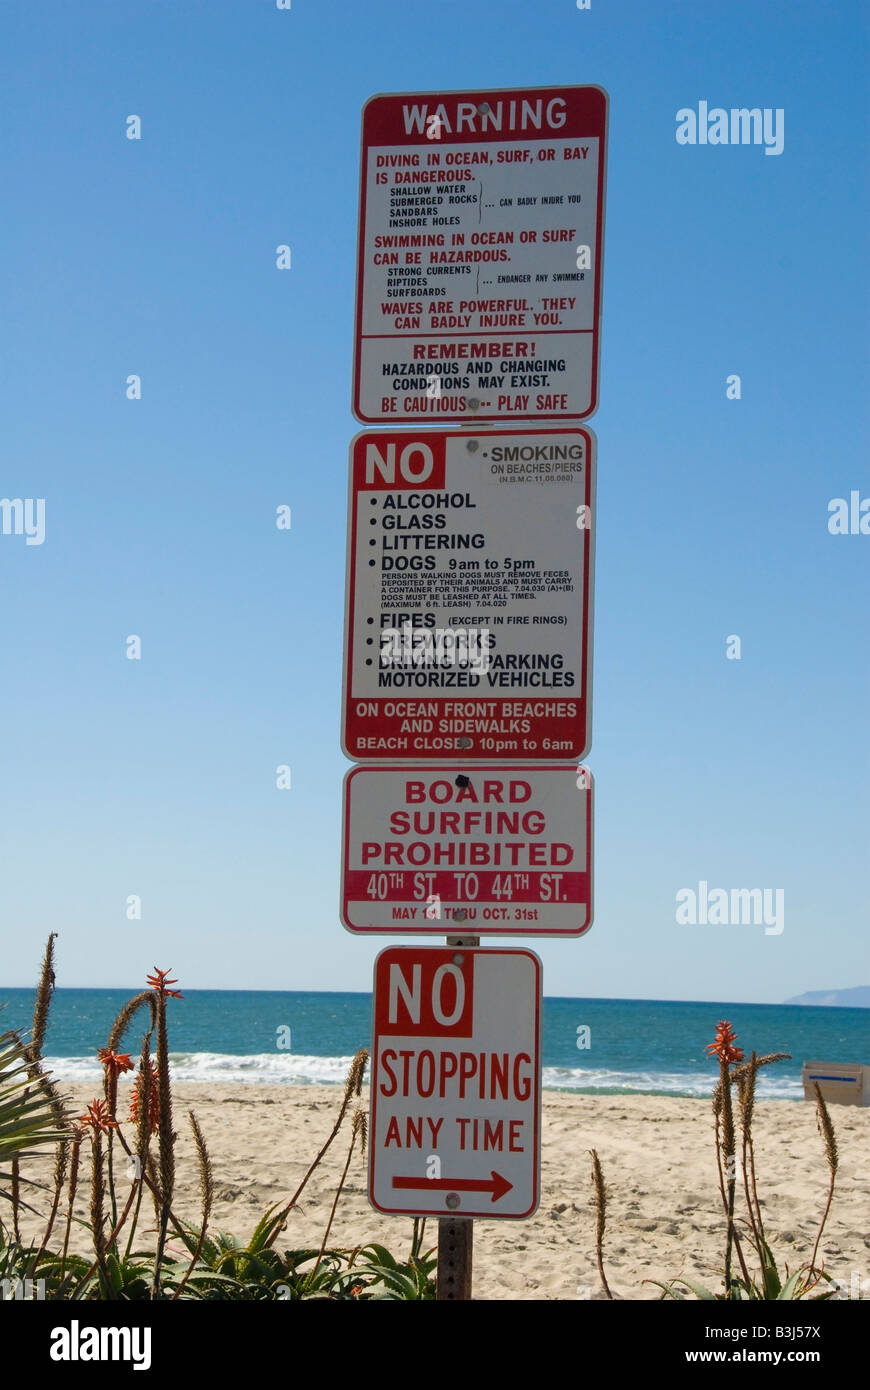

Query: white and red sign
[353,86,608,423]
[369,946,541,1219]
[341,428,595,762]
[341,763,593,936]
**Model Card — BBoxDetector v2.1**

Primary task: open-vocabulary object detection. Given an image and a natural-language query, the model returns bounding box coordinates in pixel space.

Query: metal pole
[437,1215,473,1301]
[434,424,493,1302]
[436,932,479,1301]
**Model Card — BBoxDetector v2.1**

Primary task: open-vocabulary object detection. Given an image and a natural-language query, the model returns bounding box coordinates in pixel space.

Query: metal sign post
[345,83,608,1305]
[438,930,478,1301]
[437,1214,474,1301]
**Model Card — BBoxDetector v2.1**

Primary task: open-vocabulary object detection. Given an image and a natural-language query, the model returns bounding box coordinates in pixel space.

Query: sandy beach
[19,1083,870,1301]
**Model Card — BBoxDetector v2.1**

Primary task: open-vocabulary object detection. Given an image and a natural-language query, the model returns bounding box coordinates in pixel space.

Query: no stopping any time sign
[369,946,542,1219]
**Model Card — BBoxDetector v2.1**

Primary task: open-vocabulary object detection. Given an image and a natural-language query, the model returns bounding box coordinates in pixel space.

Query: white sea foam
[541,1066,802,1100]
[43,1053,803,1099]
[43,1052,363,1087]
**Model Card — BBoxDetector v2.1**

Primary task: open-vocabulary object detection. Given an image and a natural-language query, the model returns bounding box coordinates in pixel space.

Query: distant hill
[785,986,870,1008]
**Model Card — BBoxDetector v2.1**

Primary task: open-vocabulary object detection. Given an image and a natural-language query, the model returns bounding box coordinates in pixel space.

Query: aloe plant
[646,1024,842,1301]
[0,1029,68,1187]
[3,944,436,1303]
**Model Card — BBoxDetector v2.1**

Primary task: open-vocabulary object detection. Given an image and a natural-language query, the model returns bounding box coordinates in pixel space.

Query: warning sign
[369,946,541,1218]
[341,762,593,936]
[353,85,608,423]
[341,427,594,761]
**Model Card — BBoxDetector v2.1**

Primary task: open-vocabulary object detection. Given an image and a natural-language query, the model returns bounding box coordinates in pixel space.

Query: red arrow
[392,1171,512,1203]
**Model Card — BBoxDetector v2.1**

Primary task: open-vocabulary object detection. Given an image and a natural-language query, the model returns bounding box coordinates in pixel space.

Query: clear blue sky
[1,0,867,1002]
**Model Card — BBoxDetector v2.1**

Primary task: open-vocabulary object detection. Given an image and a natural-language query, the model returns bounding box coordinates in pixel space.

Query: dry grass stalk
[731,1051,791,1085]
[155,1002,175,1206]
[191,1109,214,1219]
[28,933,57,1062]
[10,1158,21,1242]
[107,992,157,1053]
[711,1080,727,1218]
[18,935,71,1198]
[809,1083,839,1274]
[146,1155,162,1227]
[123,1034,155,1263]
[344,1049,368,1103]
[308,1107,368,1290]
[815,1083,839,1177]
[354,1106,368,1159]
[265,1047,370,1249]
[133,1039,155,1160]
[734,1050,790,1252]
[170,1110,214,1301]
[150,989,176,1297]
[28,1139,70,1278]
[589,1148,613,1299]
[109,1116,193,1264]
[89,1130,108,1286]
[711,1097,751,1289]
[737,1051,763,1248]
[707,1030,797,1296]
[100,1009,150,1241]
[719,1054,737,1292]
[59,1132,82,1279]
[68,1167,143,1299]
[51,1138,70,1216]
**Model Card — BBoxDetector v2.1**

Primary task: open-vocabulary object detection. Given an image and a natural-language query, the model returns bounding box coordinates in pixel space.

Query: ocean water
[1,989,867,1101]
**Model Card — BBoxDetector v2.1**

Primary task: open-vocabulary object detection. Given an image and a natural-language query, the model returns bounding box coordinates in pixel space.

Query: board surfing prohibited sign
[353,85,608,423]
[369,946,542,1219]
[341,762,593,936]
[341,428,595,762]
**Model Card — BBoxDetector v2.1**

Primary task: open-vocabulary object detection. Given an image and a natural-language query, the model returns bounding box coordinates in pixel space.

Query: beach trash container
[802,1061,869,1106]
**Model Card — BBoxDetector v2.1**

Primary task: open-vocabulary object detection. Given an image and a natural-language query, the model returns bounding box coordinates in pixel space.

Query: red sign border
[340,761,594,937]
[352,84,609,425]
[368,945,542,1220]
[341,426,596,764]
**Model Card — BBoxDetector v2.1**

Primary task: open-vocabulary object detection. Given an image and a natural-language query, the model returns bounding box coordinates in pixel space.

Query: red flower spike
[705,1019,744,1065]
[146,967,183,999]
[79,1098,121,1135]
[98,1048,135,1076]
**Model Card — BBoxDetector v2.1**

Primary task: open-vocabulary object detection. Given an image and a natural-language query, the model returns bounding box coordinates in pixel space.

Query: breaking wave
[43,1053,802,1098]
